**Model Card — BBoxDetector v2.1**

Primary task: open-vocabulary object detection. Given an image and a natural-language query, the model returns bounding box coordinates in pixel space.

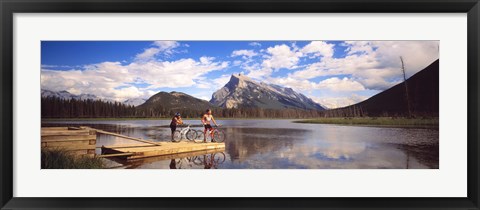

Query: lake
[42,119,439,169]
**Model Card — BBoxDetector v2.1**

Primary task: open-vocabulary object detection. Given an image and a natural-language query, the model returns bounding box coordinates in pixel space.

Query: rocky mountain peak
[210,74,325,110]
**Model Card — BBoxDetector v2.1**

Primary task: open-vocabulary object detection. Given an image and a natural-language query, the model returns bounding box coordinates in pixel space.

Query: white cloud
[213,74,232,89]
[290,41,439,90]
[301,41,335,58]
[199,56,215,65]
[247,68,273,80]
[41,57,228,102]
[312,94,368,109]
[316,77,365,92]
[128,58,228,89]
[262,44,302,70]
[231,50,258,58]
[249,42,262,47]
[135,41,182,61]
[233,60,242,66]
[153,41,180,54]
[135,48,161,61]
[268,76,365,92]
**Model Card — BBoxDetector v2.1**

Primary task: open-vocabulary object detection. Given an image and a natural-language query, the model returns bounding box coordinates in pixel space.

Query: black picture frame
[1,0,479,209]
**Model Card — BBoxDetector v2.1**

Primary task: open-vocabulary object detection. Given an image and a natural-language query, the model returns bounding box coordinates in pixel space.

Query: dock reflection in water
[42,119,439,169]
[104,150,226,169]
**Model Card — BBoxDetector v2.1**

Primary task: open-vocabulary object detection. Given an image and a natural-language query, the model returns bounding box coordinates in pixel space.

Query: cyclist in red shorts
[201,109,219,143]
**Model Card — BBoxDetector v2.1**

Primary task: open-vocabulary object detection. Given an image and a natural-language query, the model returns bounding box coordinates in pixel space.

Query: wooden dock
[41,126,225,160]
[100,142,225,160]
[41,127,96,157]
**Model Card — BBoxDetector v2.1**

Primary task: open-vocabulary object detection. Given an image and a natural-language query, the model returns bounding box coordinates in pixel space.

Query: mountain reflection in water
[42,119,439,169]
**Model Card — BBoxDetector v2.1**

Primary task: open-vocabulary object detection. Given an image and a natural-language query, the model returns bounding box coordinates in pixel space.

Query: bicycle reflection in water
[169,152,226,169]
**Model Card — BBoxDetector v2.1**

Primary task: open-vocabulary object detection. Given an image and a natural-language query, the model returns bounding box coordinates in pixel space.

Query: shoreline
[294,117,439,128]
[41,117,439,128]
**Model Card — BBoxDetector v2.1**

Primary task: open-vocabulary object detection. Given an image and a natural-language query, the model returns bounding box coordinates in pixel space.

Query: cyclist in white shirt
[201,109,219,143]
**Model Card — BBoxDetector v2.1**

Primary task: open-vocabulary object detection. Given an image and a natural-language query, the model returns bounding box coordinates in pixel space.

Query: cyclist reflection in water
[201,109,219,143]
[204,154,214,169]
[169,159,176,169]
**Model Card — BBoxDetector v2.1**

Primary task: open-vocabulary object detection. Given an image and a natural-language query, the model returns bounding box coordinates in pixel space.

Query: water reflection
[169,153,226,169]
[42,120,439,169]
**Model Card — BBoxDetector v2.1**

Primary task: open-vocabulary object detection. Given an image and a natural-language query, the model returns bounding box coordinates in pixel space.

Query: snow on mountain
[123,98,147,107]
[41,89,105,102]
[210,74,325,110]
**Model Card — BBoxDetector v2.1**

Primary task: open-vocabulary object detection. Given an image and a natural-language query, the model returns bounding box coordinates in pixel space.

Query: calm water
[42,119,439,169]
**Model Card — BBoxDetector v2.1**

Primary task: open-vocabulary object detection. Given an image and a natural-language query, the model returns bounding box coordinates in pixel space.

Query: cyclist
[170,112,183,142]
[201,109,219,143]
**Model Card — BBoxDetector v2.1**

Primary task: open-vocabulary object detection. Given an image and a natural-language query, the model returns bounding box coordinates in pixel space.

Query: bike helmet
[175,112,181,116]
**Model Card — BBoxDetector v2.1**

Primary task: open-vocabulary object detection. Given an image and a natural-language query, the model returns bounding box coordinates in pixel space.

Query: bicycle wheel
[213,130,226,143]
[172,130,182,142]
[195,130,205,142]
[212,152,226,164]
[192,155,205,165]
[186,129,197,141]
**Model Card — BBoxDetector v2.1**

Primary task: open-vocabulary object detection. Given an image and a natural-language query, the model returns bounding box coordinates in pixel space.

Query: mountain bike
[172,124,197,142]
[195,125,226,143]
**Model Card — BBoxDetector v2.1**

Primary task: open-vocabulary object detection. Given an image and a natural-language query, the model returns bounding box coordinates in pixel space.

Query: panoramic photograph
[40,40,439,169]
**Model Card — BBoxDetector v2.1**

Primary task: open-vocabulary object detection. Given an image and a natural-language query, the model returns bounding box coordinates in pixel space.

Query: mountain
[327,59,439,117]
[136,91,214,117]
[210,74,325,110]
[123,98,147,107]
[41,89,100,101]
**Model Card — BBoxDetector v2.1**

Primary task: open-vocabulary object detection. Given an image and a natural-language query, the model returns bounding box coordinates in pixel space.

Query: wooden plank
[42,145,96,150]
[138,145,223,158]
[94,129,161,146]
[96,153,135,158]
[42,140,90,148]
[41,130,90,136]
[41,135,96,142]
[102,142,225,160]
[97,144,156,149]
[41,127,69,130]
[114,142,223,153]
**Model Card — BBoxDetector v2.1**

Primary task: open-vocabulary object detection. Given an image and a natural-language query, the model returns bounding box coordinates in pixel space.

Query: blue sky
[41,40,439,108]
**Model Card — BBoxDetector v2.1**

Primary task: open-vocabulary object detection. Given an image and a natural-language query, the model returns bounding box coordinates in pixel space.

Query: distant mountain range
[327,59,439,117]
[41,89,101,101]
[210,74,325,110]
[41,89,147,107]
[42,74,326,111]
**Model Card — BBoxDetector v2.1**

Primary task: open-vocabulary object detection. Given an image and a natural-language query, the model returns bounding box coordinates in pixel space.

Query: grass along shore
[41,149,104,169]
[294,117,438,127]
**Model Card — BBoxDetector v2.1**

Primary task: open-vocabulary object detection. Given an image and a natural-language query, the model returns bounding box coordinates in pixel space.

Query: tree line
[41,97,324,118]
[135,107,324,118]
[41,97,136,118]
[41,96,438,119]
